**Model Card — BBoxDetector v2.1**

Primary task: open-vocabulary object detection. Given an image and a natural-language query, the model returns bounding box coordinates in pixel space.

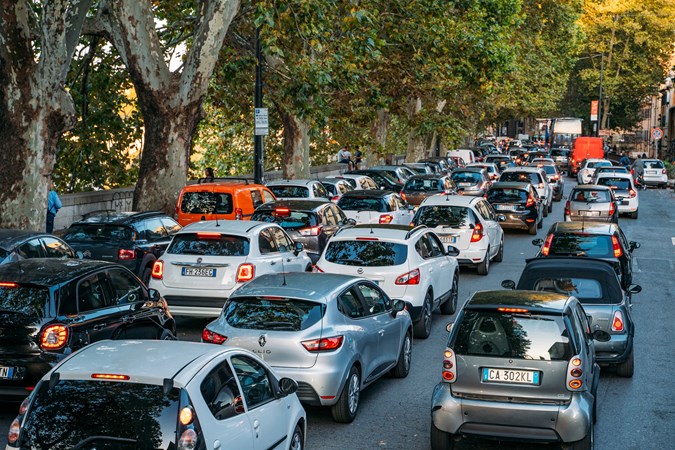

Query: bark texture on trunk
[406,97,432,162]
[281,112,311,179]
[368,108,390,167]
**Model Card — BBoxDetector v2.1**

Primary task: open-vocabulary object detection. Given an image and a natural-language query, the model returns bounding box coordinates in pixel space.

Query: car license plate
[482,368,540,385]
[181,267,216,277]
[494,204,517,211]
[439,236,457,244]
[0,366,13,379]
[458,182,473,187]
[580,210,600,216]
[621,200,629,205]
[646,170,657,174]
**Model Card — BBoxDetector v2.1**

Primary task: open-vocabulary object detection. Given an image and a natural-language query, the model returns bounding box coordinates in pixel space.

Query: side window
[200,361,244,420]
[563,313,581,355]
[338,182,348,194]
[332,205,347,223]
[271,227,293,252]
[143,218,168,241]
[482,200,496,220]
[337,287,367,319]
[77,273,112,312]
[393,195,405,210]
[231,355,275,410]
[257,229,278,254]
[415,237,431,259]
[250,190,263,209]
[17,239,45,259]
[426,233,445,257]
[573,305,591,339]
[474,202,490,221]
[357,283,391,315]
[42,237,73,258]
[161,217,182,235]
[134,221,151,241]
[323,207,337,226]
[107,268,145,304]
[262,189,276,204]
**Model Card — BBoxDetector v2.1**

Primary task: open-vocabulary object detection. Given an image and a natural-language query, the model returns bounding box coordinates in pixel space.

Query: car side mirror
[148,288,161,301]
[501,280,516,290]
[392,299,406,317]
[135,239,149,245]
[496,214,506,222]
[532,238,543,246]
[75,251,85,260]
[408,204,415,211]
[628,284,642,294]
[279,377,298,397]
[343,218,357,226]
[629,241,640,251]
[446,245,460,257]
[446,322,454,333]
[294,242,304,256]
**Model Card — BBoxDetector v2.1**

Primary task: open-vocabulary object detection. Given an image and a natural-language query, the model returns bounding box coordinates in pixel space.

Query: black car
[532,222,640,288]
[346,169,404,191]
[418,158,451,174]
[62,211,182,285]
[0,259,175,401]
[0,229,76,264]
[251,199,355,264]
[486,182,543,235]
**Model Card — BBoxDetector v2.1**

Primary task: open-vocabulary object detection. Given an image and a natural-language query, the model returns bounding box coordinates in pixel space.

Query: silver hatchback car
[565,185,618,223]
[431,290,598,450]
[203,272,413,423]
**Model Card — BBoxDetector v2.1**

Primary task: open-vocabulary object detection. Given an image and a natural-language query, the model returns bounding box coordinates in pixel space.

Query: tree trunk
[406,97,432,162]
[368,108,390,167]
[281,112,311,179]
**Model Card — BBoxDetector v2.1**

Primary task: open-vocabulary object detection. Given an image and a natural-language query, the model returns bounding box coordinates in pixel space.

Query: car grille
[452,391,570,406]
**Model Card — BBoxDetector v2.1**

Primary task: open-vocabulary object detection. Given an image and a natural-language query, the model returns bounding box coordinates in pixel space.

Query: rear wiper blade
[181,249,205,255]
[263,321,294,330]
[72,436,137,450]
[337,258,364,265]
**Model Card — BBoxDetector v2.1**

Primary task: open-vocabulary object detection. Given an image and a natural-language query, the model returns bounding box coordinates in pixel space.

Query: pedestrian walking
[46,181,62,234]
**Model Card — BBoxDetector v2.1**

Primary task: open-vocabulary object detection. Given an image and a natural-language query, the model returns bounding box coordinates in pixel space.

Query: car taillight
[611,235,623,258]
[19,396,30,415]
[629,188,637,198]
[331,195,340,202]
[235,207,243,220]
[40,324,68,350]
[151,260,164,279]
[299,226,322,236]
[564,201,570,216]
[442,348,457,383]
[538,183,544,188]
[566,355,585,391]
[7,418,20,445]
[541,233,554,256]
[663,168,667,174]
[470,222,483,242]
[379,214,394,224]
[202,328,227,344]
[312,265,323,273]
[609,202,616,216]
[395,268,420,285]
[235,263,255,282]
[177,395,203,450]
[301,335,344,352]
[553,174,560,180]
[611,310,624,332]
[400,191,407,201]
[630,168,634,175]
[118,249,136,260]
[526,196,535,207]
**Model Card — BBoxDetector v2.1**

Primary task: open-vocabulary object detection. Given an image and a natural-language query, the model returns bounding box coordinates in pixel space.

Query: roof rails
[197,177,254,185]
[81,209,116,220]
[405,225,427,239]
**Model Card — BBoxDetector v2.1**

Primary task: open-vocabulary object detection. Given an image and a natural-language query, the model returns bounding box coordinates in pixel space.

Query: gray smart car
[203,272,413,423]
[431,290,598,450]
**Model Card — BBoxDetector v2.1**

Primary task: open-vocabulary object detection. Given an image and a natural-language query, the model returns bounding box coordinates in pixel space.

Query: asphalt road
[2,182,674,449]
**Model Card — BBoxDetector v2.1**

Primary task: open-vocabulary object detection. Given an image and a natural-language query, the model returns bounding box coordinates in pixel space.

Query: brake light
[151,260,164,279]
[611,235,623,258]
[564,201,570,216]
[275,208,291,217]
[7,418,19,445]
[91,373,130,380]
[19,396,30,415]
[197,232,221,240]
[331,195,340,202]
[0,282,19,288]
[400,192,407,201]
[553,174,560,180]
[526,196,535,207]
[355,237,379,241]
[299,226,322,236]
[442,348,457,383]
[629,189,637,198]
[379,214,394,224]
[609,202,615,216]
[470,222,483,242]
[235,207,243,220]
[236,263,255,282]
[118,249,136,260]
[663,168,667,174]
[40,324,68,350]
[312,265,324,273]
[179,407,194,426]
[541,233,554,256]
[177,391,202,450]
[630,169,634,175]
[566,355,585,391]
[302,335,344,352]
[395,268,420,285]
[202,328,227,344]
[497,307,529,313]
[611,310,624,332]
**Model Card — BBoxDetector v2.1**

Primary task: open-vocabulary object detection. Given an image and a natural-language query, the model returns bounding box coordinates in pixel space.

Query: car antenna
[212,186,220,227]
[281,248,287,286]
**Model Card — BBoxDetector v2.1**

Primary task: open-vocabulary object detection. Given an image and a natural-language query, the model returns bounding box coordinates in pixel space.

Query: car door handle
[270,261,276,265]
[93,324,106,331]
[378,329,385,336]
[253,419,260,430]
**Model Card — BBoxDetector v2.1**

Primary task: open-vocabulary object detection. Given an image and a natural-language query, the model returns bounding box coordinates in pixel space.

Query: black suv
[62,211,182,285]
[0,259,175,401]
[0,230,75,264]
[486,182,543,235]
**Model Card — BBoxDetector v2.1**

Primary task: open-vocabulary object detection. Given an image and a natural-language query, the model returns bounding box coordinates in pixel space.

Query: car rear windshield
[167,233,250,256]
[322,183,337,195]
[404,178,441,192]
[540,165,557,175]
[20,380,180,450]
[644,160,664,169]
[487,188,528,204]
[324,240,408,266]
[532,278,606,303]
[500,172,540,185]
[596,177,631,190]
[337,196,388,212]
[550,149,570,157]
[588,161,611,169]
[452,172,482,184]
[180,192,233,215]
[570,189,611,202]
[269,186,310,198]
[548,234,614,258]
[223,297,325,331]
[251,210,318,230]
[452,310,572,360]
[414,205,475,228]
[0,286,49,321]
[63,225,134,241]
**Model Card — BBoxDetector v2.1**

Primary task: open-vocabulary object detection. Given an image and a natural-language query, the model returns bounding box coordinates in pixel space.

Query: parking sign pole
[254,26,264,184]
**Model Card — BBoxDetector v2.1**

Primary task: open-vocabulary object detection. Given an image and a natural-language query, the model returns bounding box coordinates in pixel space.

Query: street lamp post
[578,53,604,137]
[253,26,264,184]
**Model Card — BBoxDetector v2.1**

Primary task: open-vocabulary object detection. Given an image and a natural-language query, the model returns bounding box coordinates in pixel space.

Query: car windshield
[500,172,540,185]
[223,297,325,331]
[20,380,180,450]
[452,172,482,184]
[405,178,441,192]
[324,240,408,266]
[414,205,474,228]
[541,165,557,175]
[570,189,611,202]
[179,192,233,215]
[452,310,572,361]
[550,149,570,157]
[487,189,528,204]
[167,233,250,256]
[63,225,134,242]
[251,210,318,230]
[588,161,611,169]
[0,286,49,321]
[532,278,604,303]
[596,177,631,190]
[366,171,398,184]
[269,186,310,198]
[548,234,615,258]
[644,160,664,169]
[337,196,388,212]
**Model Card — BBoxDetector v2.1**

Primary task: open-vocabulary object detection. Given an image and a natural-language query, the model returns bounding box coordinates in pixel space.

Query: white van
[446,149,476,165]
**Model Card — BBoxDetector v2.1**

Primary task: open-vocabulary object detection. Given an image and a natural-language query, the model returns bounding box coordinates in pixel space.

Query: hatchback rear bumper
[594,333,633,364]
[274,357,352,407]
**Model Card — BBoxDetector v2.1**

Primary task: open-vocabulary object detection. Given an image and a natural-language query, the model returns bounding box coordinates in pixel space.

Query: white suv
[499,167,553,216]
[411,194,505,276]
[314,224,459,339]
[595,172,640,219]
[149,220,312,317]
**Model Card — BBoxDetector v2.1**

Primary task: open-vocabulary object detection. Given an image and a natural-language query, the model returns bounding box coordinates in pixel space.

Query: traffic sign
[651,127,663,140]
[590,100,599,121]
[255,108,268,136]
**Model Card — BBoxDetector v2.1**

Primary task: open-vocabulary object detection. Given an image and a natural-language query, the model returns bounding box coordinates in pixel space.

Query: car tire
[440,274,458,315]
[494,239,504,262]
[290,423,304,450]
[141,266,152,286]
[537,217,543,229]
[528,223,537,235]
[476,248,490,276]
[570,421,593,450]
[547,201,553,213]
[631,209,638,219]
[543,205,548,217]
[616,349,634,377]
[390,332,412,378]
[431,422,455,450]
[413,292,433,339]
[331,366,360,423]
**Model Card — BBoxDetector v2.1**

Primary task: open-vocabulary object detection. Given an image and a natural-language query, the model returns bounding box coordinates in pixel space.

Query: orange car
[175,178,276,226]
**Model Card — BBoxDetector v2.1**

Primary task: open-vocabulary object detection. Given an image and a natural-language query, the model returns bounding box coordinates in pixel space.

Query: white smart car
[595,172,640,219]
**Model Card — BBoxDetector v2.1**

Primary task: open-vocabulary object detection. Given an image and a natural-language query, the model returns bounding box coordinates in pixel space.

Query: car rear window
[413,205,475,228]
[167,233,250,256]
[570,189,611,202]
[452,172,482,184]
[0,286,49,320]
[405,178,441,192]
[180,192,233,215]
[532,278,604,303]
[643,160,664,169]
[63,225,134,241]
[251,210,318,230]
[588,161,611,169]
[20,380,180,450]
[269,186,310,198]
[322,183,337,195]
[337,196,388,212]
[550,149,570,157]
[487,188,528,204]
[452,310,572,361]
[596,177,631,190]
[223,297,325,331]
[540,165,556,175]
[324,240,408,266]
[500,172,540,185]
[548,234,614,258]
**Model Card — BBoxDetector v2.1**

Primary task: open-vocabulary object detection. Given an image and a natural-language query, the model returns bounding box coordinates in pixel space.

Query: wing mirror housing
[501,280,516,290]
[496,214,506,222]
[446,246,460,257]
[532,238,544,246]
[629,241,640,251]
[279,377,298,397]
[628,284,642,294]
[446,322,454,333]
[293,242,304,256]
[148,288,161,301]
[391,299,407,317]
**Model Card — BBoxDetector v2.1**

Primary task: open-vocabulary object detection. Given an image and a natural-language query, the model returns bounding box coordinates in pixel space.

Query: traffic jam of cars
[1,143,666,450]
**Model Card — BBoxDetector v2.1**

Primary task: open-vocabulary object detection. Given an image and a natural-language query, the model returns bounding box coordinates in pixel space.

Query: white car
[314,224,460,339]
[577,158,612,184]
[6,340,306,450]
[411,194,505,276]
[319,177,354,202]
[595,172,640,219]
[636,159,669,187]
[326,174,379,191]
[499,167,553,215]
[336,190,414,225]
[149,220,312,317]
[466,162,500,181]
[266,179,330,201]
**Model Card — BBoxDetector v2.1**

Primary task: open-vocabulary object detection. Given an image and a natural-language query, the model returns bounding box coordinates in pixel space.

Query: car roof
[595,172,632,179]
[181,179,266,192]
[452,167,484,173]
[571,184,612,191]
[266,179,318,186]
[179,220,272,234]
[466,290,571,313]
[548,221,618,235]
[502,167,543,173]
[0,229,52,251]
[407,174,443,180]
[420,194,478,207]
[319,178,349,184]
[370,165,406,170]
[597,166,627,170]
[489,182,531,190]
[333,224,425,240]
[72,211,166,225]
[0,258,119,286]
[340,189,392,198]
[254,199,330,211]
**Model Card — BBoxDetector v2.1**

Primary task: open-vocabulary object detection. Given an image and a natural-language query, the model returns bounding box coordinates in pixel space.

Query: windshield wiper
[72,436,138,450]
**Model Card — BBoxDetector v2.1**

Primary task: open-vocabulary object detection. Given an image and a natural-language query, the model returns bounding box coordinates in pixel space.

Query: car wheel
[413,292,433,339]
[431,422,455,450]
[141,266,152,286]
[616,348,634,377]
[570,421,593,450]
[543,205,548,217]
[547,201,553,213]
[390,332,412,378]
[631,209,638,219]
[440,274,458,315]
[331,366,360,423]
[494,239,504,262]
[476,248,490,276]
[537,217,543,229]
[528,223,537,235]
[290,423,304,450]
[305,264,313,272]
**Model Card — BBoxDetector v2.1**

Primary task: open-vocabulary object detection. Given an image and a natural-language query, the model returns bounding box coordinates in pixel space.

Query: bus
[545,117,583,148]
